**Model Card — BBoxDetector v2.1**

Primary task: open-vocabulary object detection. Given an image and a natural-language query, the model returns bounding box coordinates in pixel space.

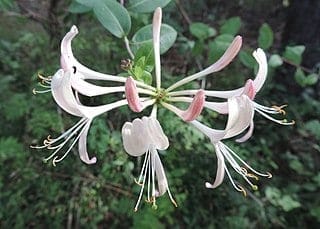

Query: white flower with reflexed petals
[122,116,177,211]
[33,5,294,208]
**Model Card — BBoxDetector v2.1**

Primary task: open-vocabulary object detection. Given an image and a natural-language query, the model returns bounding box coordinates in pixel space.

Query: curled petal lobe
[144,117,169,150]
[125,77,143,112]
[78,121,97,164]
[208,35,242,73]
[205,145,225,189]
[181,90,205,122]
[51,70,82,117]
[153,151,168,196]
[236,120,254,143]
[252,48,268,93]
[122,120,149,156]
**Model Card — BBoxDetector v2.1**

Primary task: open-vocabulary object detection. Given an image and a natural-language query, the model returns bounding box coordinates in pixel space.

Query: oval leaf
[128,0,171,13]
[258,23,274,50]
[220,17,241,36]
[189,22,216,40]
[93,0,131,38]
[131,24,177,54]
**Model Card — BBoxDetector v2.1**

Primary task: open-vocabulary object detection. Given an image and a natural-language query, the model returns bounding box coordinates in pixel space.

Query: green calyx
[153,88,168,104]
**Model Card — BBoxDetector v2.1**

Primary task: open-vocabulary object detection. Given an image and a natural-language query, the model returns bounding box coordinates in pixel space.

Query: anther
[252,185,258,191]
[238,185,247,197]
[246,173,259,181]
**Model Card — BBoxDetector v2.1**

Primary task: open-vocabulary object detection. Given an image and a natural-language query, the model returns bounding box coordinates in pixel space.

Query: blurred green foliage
[0,0,319,228]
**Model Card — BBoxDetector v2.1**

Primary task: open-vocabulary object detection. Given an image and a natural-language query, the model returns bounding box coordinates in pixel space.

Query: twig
[282,57,318,75]
[124,36,135,59]
[175,0,192,25]
[42,170,133,197]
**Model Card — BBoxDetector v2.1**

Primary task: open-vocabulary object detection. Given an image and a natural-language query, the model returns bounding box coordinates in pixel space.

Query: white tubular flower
[33,70,156,166]
[122,116,177,211]
[167,49,294,143]
[189,95,272,195]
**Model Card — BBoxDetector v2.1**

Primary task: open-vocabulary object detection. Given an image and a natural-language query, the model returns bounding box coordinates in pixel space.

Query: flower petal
[224,95,254,138]
[121,119,149,156]
[71,72,125,97]
[252,48,268,93]
[205,144,225,188]
[153,7,162,89]
[181,90,205,121]
[236,120,254,143]
[125,76,143,112]
[144,117,169,150]
[78,120,97,164]
[166,36,242,92]
[153,149,168,196]
[51,69,82,116]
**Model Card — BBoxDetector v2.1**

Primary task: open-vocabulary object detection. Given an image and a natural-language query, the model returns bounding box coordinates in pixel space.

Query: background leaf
[93,0,131,38]
[220,17,241,35]
[258,23,274,49]
[283,45,305,65]
[128,0,171,13]
[131,24,177,54]
[189,22,216,40]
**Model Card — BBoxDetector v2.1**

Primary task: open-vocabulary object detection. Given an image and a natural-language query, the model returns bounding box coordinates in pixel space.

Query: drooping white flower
[122,116,177,211]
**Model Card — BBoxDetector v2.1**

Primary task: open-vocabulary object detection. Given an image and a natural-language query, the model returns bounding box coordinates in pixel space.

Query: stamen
[272,105,287,115]
[32,88,51,94]
[134,153,150,212]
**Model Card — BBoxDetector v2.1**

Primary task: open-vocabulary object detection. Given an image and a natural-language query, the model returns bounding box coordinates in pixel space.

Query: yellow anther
[272,104,287,115]
[238,185,247,197]
[246,173,259,181]
[240,167,248,174]
[252,185,258,191]
[43,139,51,146]
[32,88,37,95]
[134,178,143,186]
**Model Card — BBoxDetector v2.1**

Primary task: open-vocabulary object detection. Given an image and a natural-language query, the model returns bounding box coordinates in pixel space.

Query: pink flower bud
[125,77,143,112]
[181,89,205,121]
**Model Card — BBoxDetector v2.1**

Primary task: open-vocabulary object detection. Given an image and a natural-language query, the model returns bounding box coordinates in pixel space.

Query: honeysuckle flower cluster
[33,7,294,210]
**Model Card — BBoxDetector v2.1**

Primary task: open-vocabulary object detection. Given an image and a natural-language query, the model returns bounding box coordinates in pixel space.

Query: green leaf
[294,68,318,87]
[189,22,216,40]
[208,34,234,63]
[268,54,283,68]
[134,43,155,71]
[239,50,256,69]
[294,68,306,87]
[69,1,91,13]
[278,195,301,212]
[220,17,241,35]
[305,120,320,140]
[310,206,320,222]
[283,45,305,65]
[76,0,94,8]
[305,73,319,85]
[93,0,131,38]
[131,24,177,54]
[258,23,274,49]
[127,0,171,13]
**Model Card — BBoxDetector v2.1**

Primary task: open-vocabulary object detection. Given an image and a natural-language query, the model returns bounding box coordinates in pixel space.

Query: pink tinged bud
[243,79,256,100]
[125,77,143,112]
[181,90,205,121]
